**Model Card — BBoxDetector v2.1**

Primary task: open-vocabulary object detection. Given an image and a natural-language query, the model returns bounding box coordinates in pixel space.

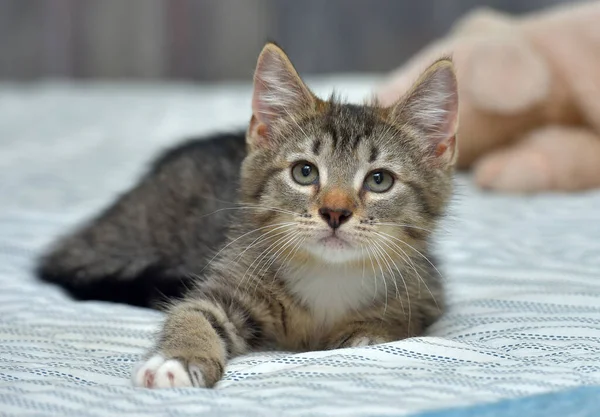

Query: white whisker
[273,235,306,280]
[374,231,441,311]
[235,229,297,294]
[255,231,301,282]
[378,231,445,281]
[203,222,297,274]
[364,245,379,303]
[371,237,410,323]
[368,240,391,316]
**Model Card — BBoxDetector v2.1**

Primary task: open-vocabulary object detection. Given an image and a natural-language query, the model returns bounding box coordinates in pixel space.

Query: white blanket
[1,79,599,416]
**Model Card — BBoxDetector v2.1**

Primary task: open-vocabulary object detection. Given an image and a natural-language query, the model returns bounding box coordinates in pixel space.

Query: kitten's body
[39,133,246,307]
[38,43,458,389]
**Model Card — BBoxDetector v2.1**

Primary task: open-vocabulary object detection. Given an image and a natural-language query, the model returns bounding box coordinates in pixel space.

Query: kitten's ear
[249,43,316,149]
[388,58,459,167]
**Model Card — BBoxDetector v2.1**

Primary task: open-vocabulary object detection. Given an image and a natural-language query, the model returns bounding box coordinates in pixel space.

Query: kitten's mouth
[318,235,350,250]
[303,232,361,263]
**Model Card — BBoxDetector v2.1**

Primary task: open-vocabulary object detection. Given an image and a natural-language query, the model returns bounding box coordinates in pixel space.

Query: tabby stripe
[251,167,281,201]
[368,145,379,163]
[330,127,339,149]
[351,134,363,151]
[312,138,322,156]
[174,356,224,387]
[242,309,264,348]
[405,180,438,219]
[404,226,425,240]
[190,306,234,357]
[337,329,361,348]
[277,300,288,336]
[208,358,225,377]
[208,287,265,348]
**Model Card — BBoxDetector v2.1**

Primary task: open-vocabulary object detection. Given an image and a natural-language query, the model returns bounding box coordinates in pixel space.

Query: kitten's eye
[364,170,394,193]
[291,161,319,185]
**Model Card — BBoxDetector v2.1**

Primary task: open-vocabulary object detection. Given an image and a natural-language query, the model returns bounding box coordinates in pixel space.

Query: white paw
[132,354,205,388]
[349,336,385,347]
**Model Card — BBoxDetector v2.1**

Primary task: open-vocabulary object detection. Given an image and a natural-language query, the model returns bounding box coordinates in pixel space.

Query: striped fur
[133,43,459,388]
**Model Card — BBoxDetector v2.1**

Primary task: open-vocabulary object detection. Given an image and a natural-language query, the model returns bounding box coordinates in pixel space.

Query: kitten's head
[241,43,458,265]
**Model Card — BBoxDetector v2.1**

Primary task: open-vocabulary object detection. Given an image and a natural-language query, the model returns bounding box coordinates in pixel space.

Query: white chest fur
[283,261,384,327]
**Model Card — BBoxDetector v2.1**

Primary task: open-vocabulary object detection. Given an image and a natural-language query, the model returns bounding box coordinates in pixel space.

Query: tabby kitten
[39,42,459,389]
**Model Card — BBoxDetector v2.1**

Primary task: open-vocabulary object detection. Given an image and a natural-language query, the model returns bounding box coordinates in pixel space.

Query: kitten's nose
[318,207,353,229]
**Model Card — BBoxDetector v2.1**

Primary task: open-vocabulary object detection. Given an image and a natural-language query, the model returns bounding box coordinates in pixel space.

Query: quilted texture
[1,79,600,417]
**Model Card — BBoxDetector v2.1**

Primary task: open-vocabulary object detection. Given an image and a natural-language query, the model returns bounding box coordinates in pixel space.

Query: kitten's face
[243,103,453,264]
[241,43,458,266]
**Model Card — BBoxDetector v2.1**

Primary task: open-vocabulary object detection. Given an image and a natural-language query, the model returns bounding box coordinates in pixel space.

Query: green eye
[364,170,394,193]
[291,161,319,185]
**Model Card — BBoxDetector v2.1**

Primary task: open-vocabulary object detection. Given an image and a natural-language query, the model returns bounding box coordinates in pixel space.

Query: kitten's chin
[304,236,362,264]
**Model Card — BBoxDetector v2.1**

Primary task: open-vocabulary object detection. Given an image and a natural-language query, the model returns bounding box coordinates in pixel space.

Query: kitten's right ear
[388,58,459,168]
[248,43,315,150]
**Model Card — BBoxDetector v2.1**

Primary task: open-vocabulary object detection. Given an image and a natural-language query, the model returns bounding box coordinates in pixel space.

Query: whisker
[263,234,305,293]
[229,223,297,266]
[378,231,445,281]
[173,195,302,218]
[202,222,297,274]
[234,229,297,294]
[375,222,446,235]
[373,231,421,274]
[371,237,410,322]
[368,240,391,316]
[241,229,297,290]
[196,205,301,221]
[360,244,366,289]
[273,235,306,280]
[364,245,379,302]
[374,231,441,312]
[371,239,405,318]
[252,232,303,297]
[235,203,302,216]
[255,231,300,281]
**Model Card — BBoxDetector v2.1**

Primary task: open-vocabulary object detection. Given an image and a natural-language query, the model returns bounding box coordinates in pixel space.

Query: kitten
[38,42,459,389]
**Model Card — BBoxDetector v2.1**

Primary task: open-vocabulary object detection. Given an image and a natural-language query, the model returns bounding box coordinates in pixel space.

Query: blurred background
[0,0,574,82]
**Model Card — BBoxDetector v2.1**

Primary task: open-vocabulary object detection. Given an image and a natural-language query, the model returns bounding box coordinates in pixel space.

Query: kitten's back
[38,132,246,308]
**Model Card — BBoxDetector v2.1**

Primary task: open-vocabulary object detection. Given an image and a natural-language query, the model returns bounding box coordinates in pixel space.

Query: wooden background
[0,0,576,81]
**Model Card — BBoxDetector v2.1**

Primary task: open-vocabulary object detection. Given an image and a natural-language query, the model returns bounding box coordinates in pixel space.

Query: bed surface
[1,78,600,417]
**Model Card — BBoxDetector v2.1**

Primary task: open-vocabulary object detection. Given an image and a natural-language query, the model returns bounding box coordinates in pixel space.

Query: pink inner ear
[435,142,448,158]
[435,135,456,157]
[247,113,271,150]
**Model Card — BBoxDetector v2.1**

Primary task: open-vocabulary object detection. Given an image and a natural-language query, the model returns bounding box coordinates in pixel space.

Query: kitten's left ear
[249,43,316,150]
[388,58,459,167]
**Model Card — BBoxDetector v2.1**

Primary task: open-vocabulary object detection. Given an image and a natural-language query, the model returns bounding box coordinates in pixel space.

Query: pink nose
[318,207,353,229]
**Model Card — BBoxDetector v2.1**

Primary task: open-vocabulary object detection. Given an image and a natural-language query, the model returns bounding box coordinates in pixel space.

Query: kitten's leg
[133,290,268,388]
[322,305,435,349]
[322,320,400,349]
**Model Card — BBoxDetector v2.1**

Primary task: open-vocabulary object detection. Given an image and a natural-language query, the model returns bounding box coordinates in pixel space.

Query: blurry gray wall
[0,0,574,81]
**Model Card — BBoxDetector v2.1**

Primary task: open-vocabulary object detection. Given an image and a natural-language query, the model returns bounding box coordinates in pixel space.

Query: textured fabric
[1,79,600,417]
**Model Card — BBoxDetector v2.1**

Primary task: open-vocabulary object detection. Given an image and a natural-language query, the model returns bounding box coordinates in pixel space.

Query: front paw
[132,353,223,389]
[336,332,388,349]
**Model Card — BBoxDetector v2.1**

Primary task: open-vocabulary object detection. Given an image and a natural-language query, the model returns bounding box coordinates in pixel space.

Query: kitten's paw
[347,336,386,347]
[334,333,388,349]
[132,354,200,389]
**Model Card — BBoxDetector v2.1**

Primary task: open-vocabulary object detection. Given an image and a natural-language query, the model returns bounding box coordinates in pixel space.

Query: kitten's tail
[37,245,191,309]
